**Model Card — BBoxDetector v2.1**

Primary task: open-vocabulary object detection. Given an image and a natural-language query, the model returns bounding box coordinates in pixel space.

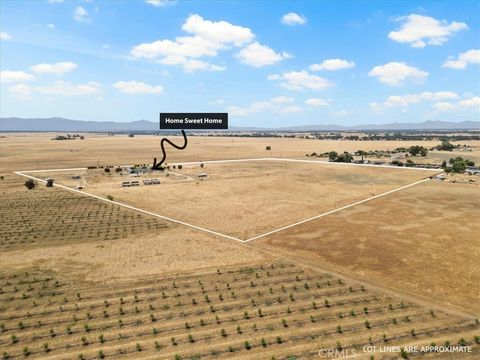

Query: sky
[0,0,479,128]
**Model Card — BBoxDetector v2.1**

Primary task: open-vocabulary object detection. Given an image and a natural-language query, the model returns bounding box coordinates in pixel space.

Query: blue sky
[0,0,479,127]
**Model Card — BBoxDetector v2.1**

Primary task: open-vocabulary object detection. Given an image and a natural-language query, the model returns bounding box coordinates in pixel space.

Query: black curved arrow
[152,129,188,170]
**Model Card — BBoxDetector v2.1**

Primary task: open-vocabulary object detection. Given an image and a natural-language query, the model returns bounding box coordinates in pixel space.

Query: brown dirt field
[0,263,478,360]
[1,133,479,359]
[32,160,434,239]
[252,180,480,315]
[1,132,479,173]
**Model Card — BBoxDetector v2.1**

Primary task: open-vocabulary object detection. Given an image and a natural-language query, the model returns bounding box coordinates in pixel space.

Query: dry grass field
[253,181,480,315]
[1,133,480,173]
[27,160,433,239]
[1,133,479,359]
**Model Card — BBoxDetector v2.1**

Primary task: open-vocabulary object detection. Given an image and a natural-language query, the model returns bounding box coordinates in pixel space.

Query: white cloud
[30,62,78,74]
[131,14,254,71]
[47,24,55,29]
[9,83,33,100]
[432,102,456,111]
[279,105,302,113]
[74,6,90,23]
[268,70,333,91]
[442,49,480,69]
[270,96,294,104]
[368,62,428,86]
[0,31,12,40]
[458,96,480,107]
[114,81,164,94]
[431,96,480,113]
[36,81,101,96]
[281,13,306,25]
[305,98,330,107]
[388,14,468,48]
[309,58,355,71]
[370,91,459,112]
[228,101,274,116]
[145,0,176,6]
[1,70,35,83]
[182,14,254,47]
[48,0,64,3]
[236,42,291,67]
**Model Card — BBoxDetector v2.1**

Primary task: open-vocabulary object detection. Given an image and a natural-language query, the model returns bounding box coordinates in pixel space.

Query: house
[143,179,152,185]
[122,181,131,187]
[71,175,81,180]
[131,181,140,186]
[151,178,160,184]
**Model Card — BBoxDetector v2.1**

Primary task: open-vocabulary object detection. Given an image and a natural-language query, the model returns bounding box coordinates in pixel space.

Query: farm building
[466,166,480,175]
[197,173,208,179]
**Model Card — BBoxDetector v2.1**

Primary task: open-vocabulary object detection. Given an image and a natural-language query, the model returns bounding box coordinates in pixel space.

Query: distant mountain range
[1,117,479,132]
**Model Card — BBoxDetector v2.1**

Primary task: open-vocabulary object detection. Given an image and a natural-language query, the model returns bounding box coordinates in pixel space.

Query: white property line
[15,157,440,244]
[14,171,244,243]
[243,177,431,242]
[17,156,441,173]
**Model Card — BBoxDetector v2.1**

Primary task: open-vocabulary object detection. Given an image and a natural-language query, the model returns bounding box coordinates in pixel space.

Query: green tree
[328,151,338,161]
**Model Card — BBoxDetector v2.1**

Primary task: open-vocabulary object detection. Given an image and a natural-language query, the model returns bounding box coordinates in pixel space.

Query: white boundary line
[14,171,244,243]
[243,177,430,242]
[15,157,440,244]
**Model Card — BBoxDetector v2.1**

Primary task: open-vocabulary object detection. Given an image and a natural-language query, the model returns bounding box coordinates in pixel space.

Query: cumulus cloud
[309,58,355,71]
[388,14,468,48]
[145,0,176,6]
[305,98,330,107]
[114,81,164,94]
[281,13,306,25]
[270,96,294,104]
[370,91,459,112]
[268,70,333,91]
[236,42,291,67]
[36,81,101,96]
[131,14,287,71]
[442,49,480,69]
[0,31,12,40]
[74,6,90,23]
[458,96,480,107]
[368,62,428,86]
[431,96,480,113]
[30,62,78,74]
[182,14,253,47]
[1,70,35,83]
[9,83,33,100]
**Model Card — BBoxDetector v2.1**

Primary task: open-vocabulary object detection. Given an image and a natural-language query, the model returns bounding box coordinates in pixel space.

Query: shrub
[46,178,54,187]
[136,343,142,351]
[276,336,282,344]
[244,341,251,350]
[24,179,36,190]
[261,338,267,347]
[98,350,105,359]
[106,195,114,201]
